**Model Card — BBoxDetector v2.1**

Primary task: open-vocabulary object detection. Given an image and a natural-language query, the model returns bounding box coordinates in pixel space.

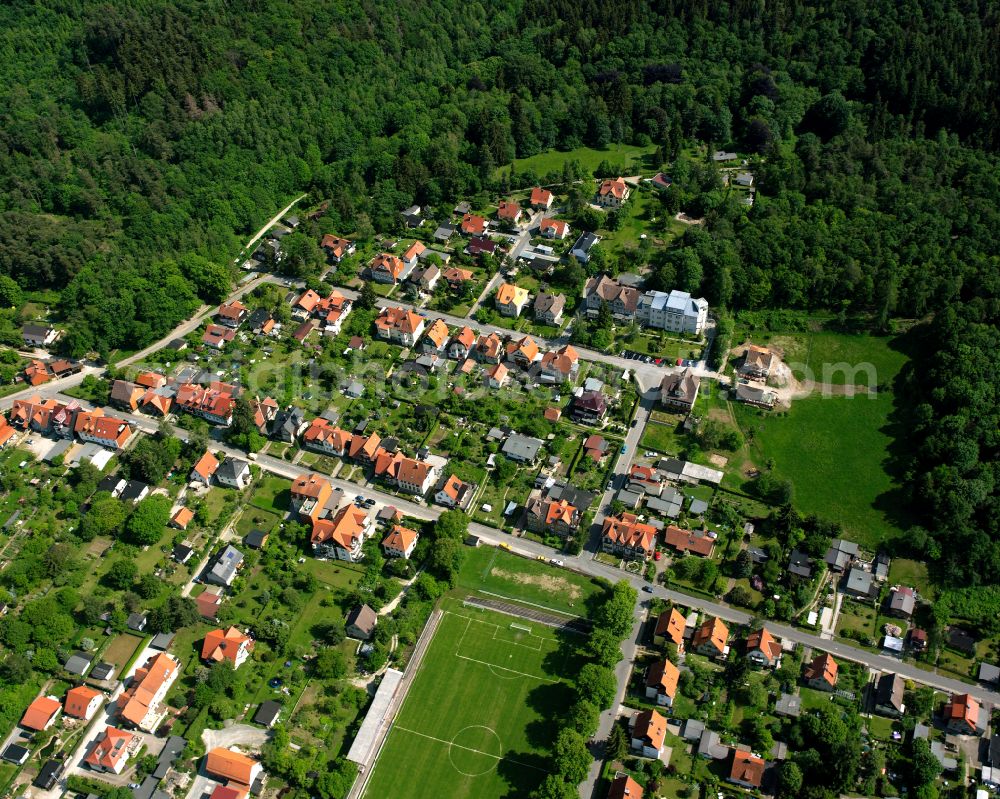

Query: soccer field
[361,600,574,799]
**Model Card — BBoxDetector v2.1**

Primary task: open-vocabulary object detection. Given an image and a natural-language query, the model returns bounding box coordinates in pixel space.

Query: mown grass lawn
[361,599,574,799]
[494,143,658,182]
[888,558,935,601]
[640,421,683,455]
[734,393,907,547]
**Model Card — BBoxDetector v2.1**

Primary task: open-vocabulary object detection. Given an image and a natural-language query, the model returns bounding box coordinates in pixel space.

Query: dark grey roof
[173,544,193,563]
[150,632,174,651]
[875,672,904,711]
[120,480,150,501]
[846,567,874,595]
[788,548,812,578]
[347,604,378,636]
[775,692,801,717]
[681,718,704,741]
[989,734,1000,766]
[572,231,599,252]
[502,433,544,461]
[217,458,249,482]
[253,700,282,726]
[983,663,1000,685]
[132,775,162,799]
[152,736,186,779]
[34,760,62,789]
[64,651,92,675]
[245,529,268,548]
[126,612,147,630]
[22,323,53,336]
[1,744,29,764]
[90,662,115,681]
[698,729,729,759]
[546,483,595,512]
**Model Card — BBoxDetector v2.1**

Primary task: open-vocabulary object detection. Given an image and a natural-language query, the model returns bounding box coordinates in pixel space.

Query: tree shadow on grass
[496,748,551,798]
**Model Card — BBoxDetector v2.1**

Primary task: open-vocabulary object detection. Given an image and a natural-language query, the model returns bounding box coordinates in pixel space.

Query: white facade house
[639,290,709,335]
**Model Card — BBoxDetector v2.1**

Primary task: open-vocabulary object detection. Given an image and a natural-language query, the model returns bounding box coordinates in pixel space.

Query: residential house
[202,324,236,349]
[739,345,775,380]
[22,324,59,348]
[433,223,454,242]
[293,289,323,318]
[253,701,282,728]
[270,406,306,443]
[629,709,667,758]
[312,504,373,561]
[653,608,686,651]
[461,213,488,236]
[206,545,244,587]
[497,200,522,224]
[0,417,16,449]
[23,359,53,386]
[370,253,407,284]
[64,686,103,721]
[495,283,530,317]
[804,653,838,691]
[348,432,383,463]
[571,232,600,264]
[466,236,498,257]
[401,205,424,228]
[539,218,569,240]
[74,410,133,450]
[583,434,608,462]
[374,306,425,347]
[190,451,220,485]
[216,459,252,490]
[607,775,642,799]
[197,590,224,620]
[9,395,77,436]
[824,538,859,573]
[663,525,715,557]
[601,513,657,561]
[473,332,504,363]
[373,451,439,495]
[382,524,419,559]
[734,172,754,187]
[117,652,179,732]
[506,336,540,368]
[1,745,29,766]
[111,379,145,411]
[421,319,450,353]
[944,693,984,735]
[401,240,426,273]
[692,617,729,659]
[174,382,237,425]
[713,150,738,162]
[639,290,709,335]
[502,433,544,463]
[65,651,92,676]
[728,750,765,790]
[534,291,566,325]
[571,390,607,425]
[660,370,700,411]
[346,604,378,640]
[202,627,254,669]
[529,187,553,209]
[585,274,641,321]
[788,548,813,579]
[873,673,905,718]
[525,496,581,537]
[650,172,672,191]
[244,529,269,550]
[745,627,782,668]
[596,177,630,207]
[216,301,248,328]
[85,727,135,774]
[435,474,475,510]
[775,693,802,718]
[539,344,579,383]
[302,418,351,456]
[448,327,477,360]
[645,660,680,707]
[205,748,263,792]
[409,263,441,294]
[627,465,664,496]
[20,696,61,731]
[735,383,776,408]
[485,362,508,389]
[442,267,474,289]
[320,235,355,263]
[845,566,876,599]
[888,586,916,619]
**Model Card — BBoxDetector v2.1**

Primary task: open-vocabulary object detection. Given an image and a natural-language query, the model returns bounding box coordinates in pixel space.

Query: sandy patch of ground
[491,568,583,601]
[708,454,728,468]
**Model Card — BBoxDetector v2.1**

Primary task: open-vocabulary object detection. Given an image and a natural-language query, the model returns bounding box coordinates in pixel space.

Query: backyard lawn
[494,143,658,182]
[640,421,683,455]
[734,392,908,547]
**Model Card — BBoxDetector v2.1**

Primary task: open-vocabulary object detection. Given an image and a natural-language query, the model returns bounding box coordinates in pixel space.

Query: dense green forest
[0,0,999,586]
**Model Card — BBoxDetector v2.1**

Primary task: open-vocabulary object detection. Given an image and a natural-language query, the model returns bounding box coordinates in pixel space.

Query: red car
[654,551,662,561]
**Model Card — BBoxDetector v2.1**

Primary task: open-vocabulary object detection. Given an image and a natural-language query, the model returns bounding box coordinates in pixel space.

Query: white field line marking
[446,610,548,650]
[454,653,556,681]
[491,625,544,651]
[393,725,549,772]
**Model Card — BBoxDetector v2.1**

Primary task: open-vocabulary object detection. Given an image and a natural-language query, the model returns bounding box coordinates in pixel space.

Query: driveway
[201,723,270,752]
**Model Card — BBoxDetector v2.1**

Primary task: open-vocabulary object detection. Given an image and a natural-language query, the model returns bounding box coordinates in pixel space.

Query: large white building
[639,290,709,335]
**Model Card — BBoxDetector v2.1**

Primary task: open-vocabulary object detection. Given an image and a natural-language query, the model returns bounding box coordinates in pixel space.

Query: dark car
[642,585,654,593]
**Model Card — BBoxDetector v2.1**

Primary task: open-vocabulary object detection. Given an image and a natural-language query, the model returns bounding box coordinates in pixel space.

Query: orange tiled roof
[192,451,220,480]
[655,608,686,646]
[74,409,132,446]
[443,267,474,283]
[730,750,765,787]
[545,498,577,526]
[206,747,260,786]
[461,214,487,235]
[375,306,424,336]
[372,253,405,280]
[302,418,352,451]
[530,187,553,206]
[540,218,569,236]
[423,319,450,348]
[312,504,369,549]
[804,652,838,687]
[646,659,679,698]
[118,653,178,728]
[171,507,195,529]
[598,177,628,199]
[506,335,539,362]
[65,685,102,719]
[633,709,667,749]
[202,627,253,665]
[20,695,61,730]
[85,726,134,770]
[692,616,729,654]
[402,241,426,261]
[497,200,521,220]
[382,524,418,552]
[602,513,657,551]
[746,627,782,661]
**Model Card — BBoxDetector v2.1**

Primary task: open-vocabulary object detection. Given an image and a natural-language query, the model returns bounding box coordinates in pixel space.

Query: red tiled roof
[663,525,715,556]
[730,750,765,787]
[530,187,553,207]
[461,214,487,235]
[20,696,61,730]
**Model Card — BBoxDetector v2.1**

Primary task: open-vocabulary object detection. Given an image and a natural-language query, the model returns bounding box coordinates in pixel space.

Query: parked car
[620,444,627,454]
[642,585,654,593]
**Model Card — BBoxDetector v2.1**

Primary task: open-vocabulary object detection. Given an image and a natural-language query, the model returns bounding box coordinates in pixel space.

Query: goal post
[510,622,532,633]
